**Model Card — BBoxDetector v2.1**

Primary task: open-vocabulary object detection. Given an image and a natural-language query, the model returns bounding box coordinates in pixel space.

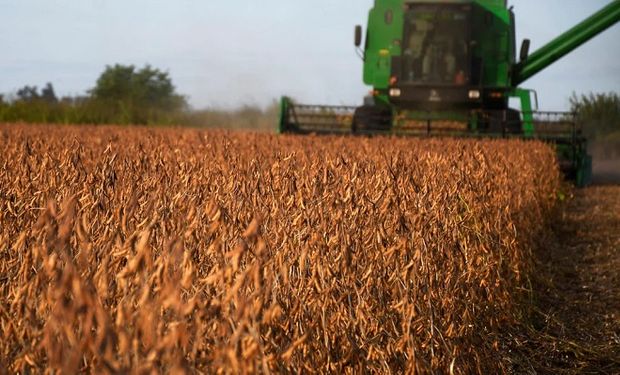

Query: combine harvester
[279,0,620,187]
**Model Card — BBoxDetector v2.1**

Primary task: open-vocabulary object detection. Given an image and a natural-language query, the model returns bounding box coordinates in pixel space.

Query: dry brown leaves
[0,124,561,373]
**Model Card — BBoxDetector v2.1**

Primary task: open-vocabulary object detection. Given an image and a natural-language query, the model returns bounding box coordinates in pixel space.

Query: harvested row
[0,124,560,373]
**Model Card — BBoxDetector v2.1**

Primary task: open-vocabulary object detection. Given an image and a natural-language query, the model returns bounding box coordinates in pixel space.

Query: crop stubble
[0,124,560,373]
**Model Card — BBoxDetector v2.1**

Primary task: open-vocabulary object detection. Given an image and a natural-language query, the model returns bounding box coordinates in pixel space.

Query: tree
[40,83,58,104]
[16,85,40,102]
[570,92,620,139]
[90,64,187,119]
[14,83,57,104]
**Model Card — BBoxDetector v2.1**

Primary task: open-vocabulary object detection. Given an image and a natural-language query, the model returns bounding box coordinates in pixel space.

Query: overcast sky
[1,0,618,110]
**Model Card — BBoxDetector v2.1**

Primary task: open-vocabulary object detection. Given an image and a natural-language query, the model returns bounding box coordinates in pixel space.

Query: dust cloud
[591,140,620,185]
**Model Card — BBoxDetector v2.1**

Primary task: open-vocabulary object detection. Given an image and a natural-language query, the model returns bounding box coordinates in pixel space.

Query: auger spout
[513,1,620,86]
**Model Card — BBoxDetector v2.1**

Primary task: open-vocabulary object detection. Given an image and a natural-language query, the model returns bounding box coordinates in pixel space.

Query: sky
[1,0,618,111]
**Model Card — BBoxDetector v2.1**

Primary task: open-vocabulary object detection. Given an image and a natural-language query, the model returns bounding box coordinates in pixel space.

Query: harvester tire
[505,109,523,135]
[352,105,392,134]
[483,109,523,135]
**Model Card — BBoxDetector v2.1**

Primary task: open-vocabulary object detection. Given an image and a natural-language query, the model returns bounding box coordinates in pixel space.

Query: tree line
[570,92,620,140]
[0,64,188,126]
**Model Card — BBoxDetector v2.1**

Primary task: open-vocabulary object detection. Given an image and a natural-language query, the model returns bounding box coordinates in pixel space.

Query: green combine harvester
[279,0,620,187]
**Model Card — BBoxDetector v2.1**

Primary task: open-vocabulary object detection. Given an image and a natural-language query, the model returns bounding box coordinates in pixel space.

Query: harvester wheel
[483,109,523,135]
[505,109,523,135]
[352,105,392,134]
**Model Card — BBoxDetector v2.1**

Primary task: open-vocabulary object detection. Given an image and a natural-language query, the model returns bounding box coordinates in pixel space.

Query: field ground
[514,186,620,374]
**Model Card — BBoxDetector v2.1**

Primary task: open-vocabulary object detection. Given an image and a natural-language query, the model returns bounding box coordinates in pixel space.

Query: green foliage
[570,92,620,139]
[41,83,58,104]
[91,65,186,110]
[0,64,277,130]
[16,85,40,102]
[13,83,57,104]
[0,65,189,126]
[90,64,187,124]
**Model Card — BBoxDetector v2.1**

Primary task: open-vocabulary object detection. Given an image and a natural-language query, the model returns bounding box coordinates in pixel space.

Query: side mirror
[354,25,363,47]
[520,39,531,61]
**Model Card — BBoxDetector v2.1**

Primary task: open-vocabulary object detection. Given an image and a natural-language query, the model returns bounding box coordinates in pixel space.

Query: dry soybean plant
[0,124,560,373]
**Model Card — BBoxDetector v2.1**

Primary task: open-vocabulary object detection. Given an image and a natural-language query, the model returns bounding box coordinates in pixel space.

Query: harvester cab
[279,0,620,187]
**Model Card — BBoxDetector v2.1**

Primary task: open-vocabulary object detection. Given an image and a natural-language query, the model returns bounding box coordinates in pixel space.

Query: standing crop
[0,124,560,373]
